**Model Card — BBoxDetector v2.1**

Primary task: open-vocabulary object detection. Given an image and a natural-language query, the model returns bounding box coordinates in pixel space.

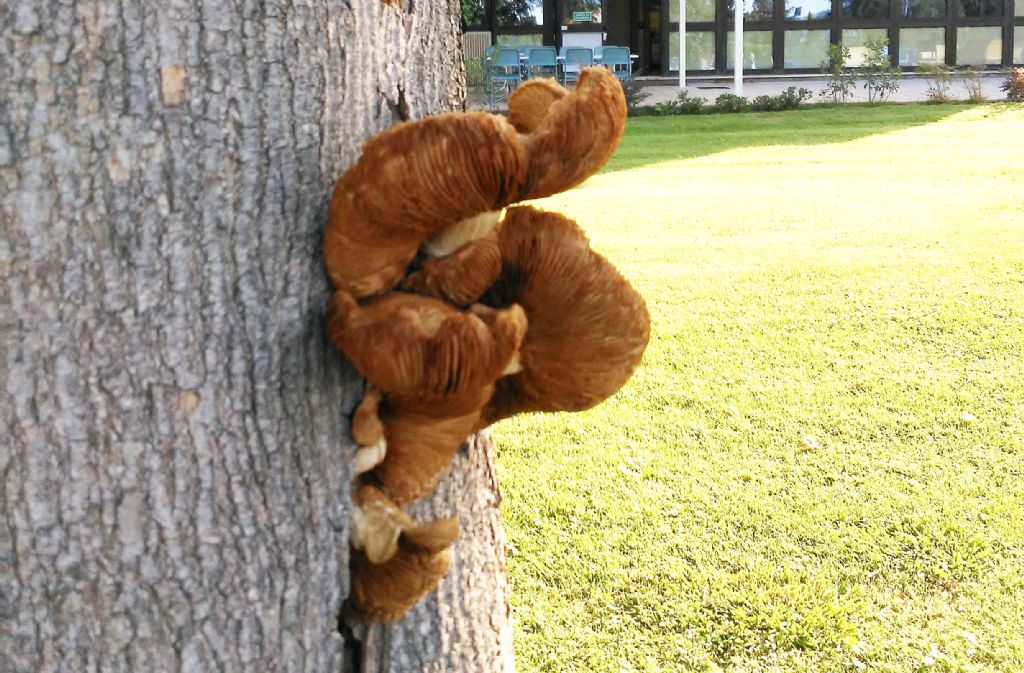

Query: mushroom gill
[323,112,527,299]
[478,205,650,426]
[327,290,527,403]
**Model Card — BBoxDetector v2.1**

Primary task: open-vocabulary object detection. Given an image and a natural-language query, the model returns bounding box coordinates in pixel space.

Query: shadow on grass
[602,103,976,174]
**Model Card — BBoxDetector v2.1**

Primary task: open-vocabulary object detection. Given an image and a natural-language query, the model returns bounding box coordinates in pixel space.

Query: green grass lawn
[495,104,1024,672]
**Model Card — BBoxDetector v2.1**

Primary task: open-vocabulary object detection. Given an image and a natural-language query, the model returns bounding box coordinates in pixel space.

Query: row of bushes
[917,63,995,103]
[623,68,1022,117]
[630,86,813,116]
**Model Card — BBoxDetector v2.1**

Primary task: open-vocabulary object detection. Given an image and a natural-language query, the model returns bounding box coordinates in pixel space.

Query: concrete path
[637,72,1010,105]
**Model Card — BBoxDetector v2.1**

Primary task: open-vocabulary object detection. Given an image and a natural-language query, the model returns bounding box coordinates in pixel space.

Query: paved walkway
[637,72,1010,105]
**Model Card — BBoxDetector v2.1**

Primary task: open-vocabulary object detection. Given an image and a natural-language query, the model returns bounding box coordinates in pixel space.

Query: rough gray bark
[352,432,514,673]
[2,2,511,672]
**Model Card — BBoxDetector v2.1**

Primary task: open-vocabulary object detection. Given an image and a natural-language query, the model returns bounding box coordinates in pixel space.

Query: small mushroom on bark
[361,391,490,504]
[349,366,500,505]
[350,385,387,476]
[349,484,459,622]
[478,205,650,426]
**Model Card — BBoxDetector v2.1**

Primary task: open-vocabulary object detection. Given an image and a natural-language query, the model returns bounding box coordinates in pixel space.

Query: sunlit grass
[496,104,1024,672]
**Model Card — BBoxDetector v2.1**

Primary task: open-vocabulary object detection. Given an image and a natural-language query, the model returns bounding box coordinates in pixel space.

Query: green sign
[572,10,593,21]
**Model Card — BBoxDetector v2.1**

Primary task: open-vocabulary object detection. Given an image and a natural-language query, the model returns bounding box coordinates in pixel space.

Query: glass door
[647,0,664,70]
[558,0,607,49]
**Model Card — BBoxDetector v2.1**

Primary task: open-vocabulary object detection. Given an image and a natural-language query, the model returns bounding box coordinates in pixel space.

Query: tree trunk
[2,2,512,672]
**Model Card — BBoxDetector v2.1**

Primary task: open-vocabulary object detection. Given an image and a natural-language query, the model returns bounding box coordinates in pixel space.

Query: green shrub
[820,43,855,104]
[917,63,953,103]
[861,38,901,104]
[777,86,812,109]
[621,78,653,116]
[750,94,781,112]
[465,56,486,88]
[960,69,986,103]
[715,93,750,113]
[1001,68,1024,101]
[630,105,660,116]
[748,88,810,112]
[677,91,708,114]
[653,90,706,115]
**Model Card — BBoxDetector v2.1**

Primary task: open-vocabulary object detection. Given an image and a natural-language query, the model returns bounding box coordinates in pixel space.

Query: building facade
[461,0,1024,74]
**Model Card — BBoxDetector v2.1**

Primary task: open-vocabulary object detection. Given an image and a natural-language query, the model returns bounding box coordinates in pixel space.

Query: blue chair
[561,47,594,86]
[522,46,550,63]
[488,47,524,108]
[520,46,543,75]
[524,46,558,80]
[601,46,632,82]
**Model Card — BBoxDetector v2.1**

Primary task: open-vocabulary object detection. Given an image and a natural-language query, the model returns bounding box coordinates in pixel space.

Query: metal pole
[734,0,743,95]
[679,0,686,89]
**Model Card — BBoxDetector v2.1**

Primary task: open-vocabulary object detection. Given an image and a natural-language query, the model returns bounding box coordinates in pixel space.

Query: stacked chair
[524,46,558,80]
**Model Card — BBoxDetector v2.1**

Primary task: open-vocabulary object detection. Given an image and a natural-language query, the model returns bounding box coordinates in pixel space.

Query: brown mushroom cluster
[324,68,650,622]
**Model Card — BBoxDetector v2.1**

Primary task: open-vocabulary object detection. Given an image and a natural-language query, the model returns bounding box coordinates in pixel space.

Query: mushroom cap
[327,290,528,405]
[352,482,414,564]
[506,77,569,134]
[350,484,459,622]
[480,206,650,425]
[324,112,527,298]
[512,67,627,202]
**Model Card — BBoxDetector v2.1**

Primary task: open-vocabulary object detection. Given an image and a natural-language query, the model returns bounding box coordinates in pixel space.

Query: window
[900,0,946,18]
[561,0,602,24]
[957,0,1002,16]
[496,0,544,26]
[727,31,775,68]
[785,0,833,20]
[785,30,831,67]
[727,0,774,22]
[497,33,544,46]
[672,0,716,22]
[461,0,486,28]
[956,27,1002,64]
[899,28,945,65]
[1015,27,1024,63]
[842,0,889,18]
[669,31,716,70]
[843,28,889,66]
